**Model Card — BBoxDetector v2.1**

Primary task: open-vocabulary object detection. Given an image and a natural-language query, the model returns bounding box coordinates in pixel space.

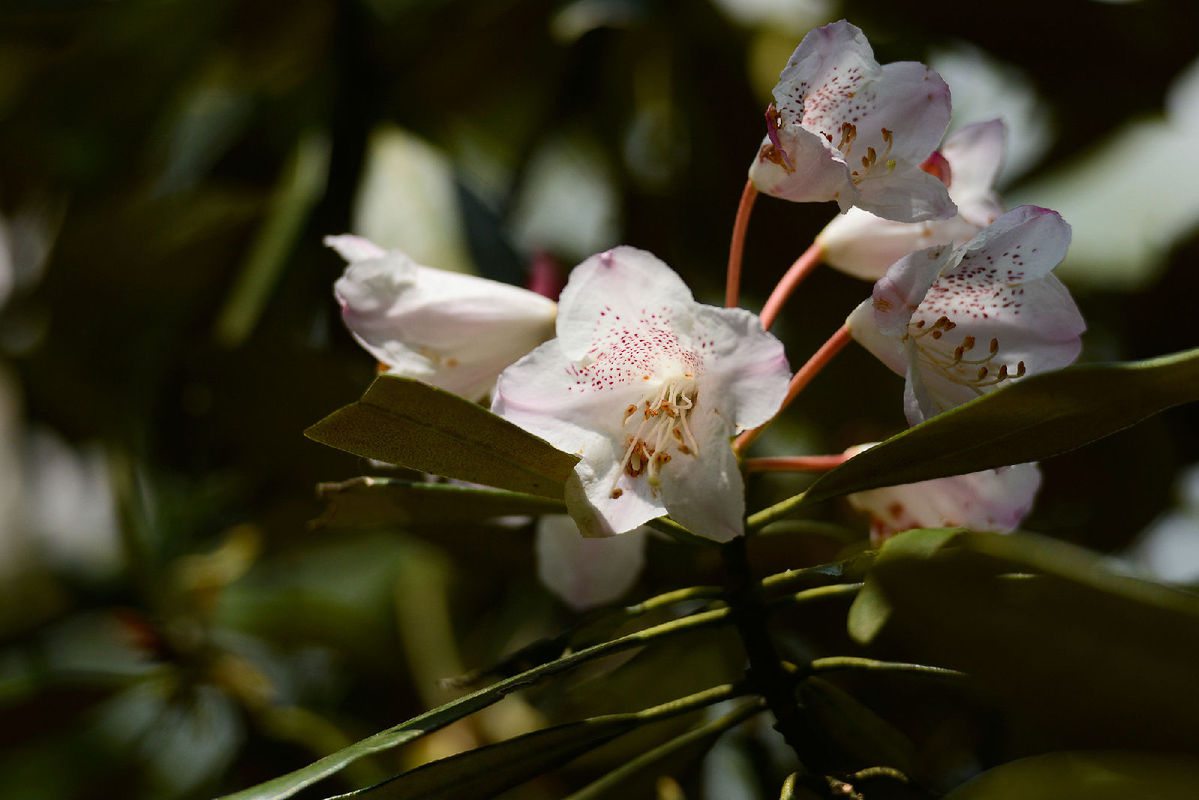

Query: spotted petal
[846,445,1041,545]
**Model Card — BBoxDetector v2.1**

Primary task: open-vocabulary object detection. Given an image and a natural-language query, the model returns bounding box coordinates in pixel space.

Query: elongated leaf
[847,529,1199,751]
[333,718,635,800]
[797,677,915,775]
[802,347,1199,505]
[218,606,731,800]
[314,478,565,529]
[305,376,578,499]
[330,683,739,800]
[944,752,1199,799]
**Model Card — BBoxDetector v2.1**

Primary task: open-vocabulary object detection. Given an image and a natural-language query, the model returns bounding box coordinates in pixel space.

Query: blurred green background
[1,0,1198,798]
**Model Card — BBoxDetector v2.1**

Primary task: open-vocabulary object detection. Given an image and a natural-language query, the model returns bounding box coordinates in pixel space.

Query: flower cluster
[326,19,1087,604]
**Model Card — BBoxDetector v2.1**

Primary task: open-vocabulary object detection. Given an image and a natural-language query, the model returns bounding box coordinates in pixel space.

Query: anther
[989,338,999,354]
[1015,361,1026,378]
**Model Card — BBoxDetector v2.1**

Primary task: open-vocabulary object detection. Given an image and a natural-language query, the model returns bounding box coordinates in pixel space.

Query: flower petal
[748,127,855,206]
[660,408,744,542]
[493,339,664,537]
[942,119,1007,221]
[855,165,957,222]
[535,515,647,610]
[819,210,979,280]
[331,237,557,400]
[853,61,952,167]
[692,306,791,431]
[847,453,1041,544]
[555,246,696,360]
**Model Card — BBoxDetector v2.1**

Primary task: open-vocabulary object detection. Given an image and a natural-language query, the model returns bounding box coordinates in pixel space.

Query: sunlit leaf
[801,348,1199,506]
[305,376,579,499]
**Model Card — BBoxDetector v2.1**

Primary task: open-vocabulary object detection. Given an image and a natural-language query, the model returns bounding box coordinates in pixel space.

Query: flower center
[905,316,1025,394]
[611,379,699,498]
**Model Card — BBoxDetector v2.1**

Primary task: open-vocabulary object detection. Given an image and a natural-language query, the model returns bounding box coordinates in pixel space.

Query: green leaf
[305,376,579,499]
[313,478,565,529]
[944,752,1199,799]
[797,677,915,775]
[217,606,732,800]
[563,702,764,800]
[335,719,634,800]
[331,684,740,800]
[847,529,1199,750]
[804,347,1199,505]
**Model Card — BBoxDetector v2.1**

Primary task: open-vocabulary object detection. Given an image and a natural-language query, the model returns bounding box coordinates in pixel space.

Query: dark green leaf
[803,348,1199,505]
[217,607,731,800]
[330,683,740,800]
[944,752,1199,799]
[334,718,636,800]
[848,529,1199,750]
[305,376,579,499]
[313,477,565,529]
[798,677,915,775]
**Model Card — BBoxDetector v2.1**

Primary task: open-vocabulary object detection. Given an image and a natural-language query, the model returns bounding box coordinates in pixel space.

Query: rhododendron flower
[818,119,1007,279]
[844,444,1041,545]
[536,515,647,611]
[327,235,557,401]
[749,20,955,222]
[847,205,1086,425]
[493,247,790,541]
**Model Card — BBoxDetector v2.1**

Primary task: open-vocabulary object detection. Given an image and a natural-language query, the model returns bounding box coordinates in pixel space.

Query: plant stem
[725,179,759,308]
[759,242,824,329]
[745,455,848,473]
[722,536,828,794]
[735,324,852,454]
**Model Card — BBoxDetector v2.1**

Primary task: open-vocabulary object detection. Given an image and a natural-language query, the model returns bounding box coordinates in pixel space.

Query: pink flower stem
[734,323,852,455]
[758,242,824,330]
[744,455,847,473]
[725,179,759,308]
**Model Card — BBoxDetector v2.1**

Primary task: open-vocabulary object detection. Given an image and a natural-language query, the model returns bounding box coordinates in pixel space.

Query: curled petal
[329,236,557,401]
[941,119,1007,222]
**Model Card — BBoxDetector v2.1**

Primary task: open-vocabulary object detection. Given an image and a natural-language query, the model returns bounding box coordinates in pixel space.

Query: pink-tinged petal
[555,246,695,360]
[942,119,1007,217]
[331,236,557,400]
[852,62,952,167]
[535,515,647,611]
[325,234,386,261]
[847,297,908,376]
[692,306,791,432]
[897,208,1082,422]
[958,205,1071,280]
[855,165,957,222]
[869,243,960,339]
[774,20,879,127]
[659,408,744,542]
[819,210,979,280]
[846,446,1041,544]
[748,127,856,207]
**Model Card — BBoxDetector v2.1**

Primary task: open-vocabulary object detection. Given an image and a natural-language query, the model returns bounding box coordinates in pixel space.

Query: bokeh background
[2,0,1198,797]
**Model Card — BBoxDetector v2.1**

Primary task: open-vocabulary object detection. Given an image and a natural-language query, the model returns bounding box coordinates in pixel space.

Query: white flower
[845,444,1041,545]
[818,119,1007,279]
[327,235,558,401]
[748,20,955,222]
[847,205,1086,425]
[493,247,791,541]
[535,515,647,611]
